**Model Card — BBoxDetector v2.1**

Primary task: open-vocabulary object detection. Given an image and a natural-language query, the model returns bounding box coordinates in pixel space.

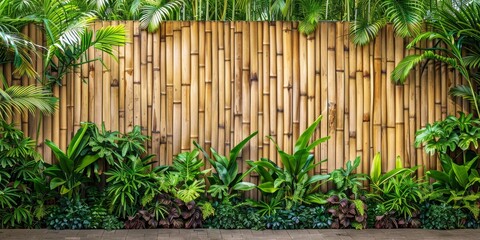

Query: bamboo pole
[283,22,293,155]
[140,24,148,136]
[348,23,357,163]
[125,21,134,132]
[385,25,395,170]
[190,22,199,149]
[197,22,206,157]
[181,22,191,152]
[250,22,259,162]
[256,22,264,164]
[95,21,104,127]
[210,22,219,154]
[103,21,112,131]
[217,23,225,154]
[394,35,405,166]
[146,26,154,153]
[275,22,284,161]
[224,22,232,154]
[327,22,337,174]
[204,22,212,159]
[160,23,168,165]
[335,22,345,168]
[166,22,174,164]
[268,22,277,163]
[362,36,371,174]
[152,25,161,163]
[319,23,329,179]
[262,22,270,159]
[118,21,127,135]
[173,22,182,156]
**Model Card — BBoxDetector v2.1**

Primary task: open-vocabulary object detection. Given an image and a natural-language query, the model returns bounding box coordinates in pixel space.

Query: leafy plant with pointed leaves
[427,154,480,219]
[105,154,160,218]
[369,153,424,219]
[329,156,366,199]
[248,115,330,209]
[44,122,100,198]
[194,131,257,200]
[391,3,480,117]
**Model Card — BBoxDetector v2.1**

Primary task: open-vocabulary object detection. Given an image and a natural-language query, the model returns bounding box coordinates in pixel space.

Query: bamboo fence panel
[2,21,462,177]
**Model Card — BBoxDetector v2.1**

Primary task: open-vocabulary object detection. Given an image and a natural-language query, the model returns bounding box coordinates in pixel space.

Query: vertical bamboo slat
[6,22,457,184]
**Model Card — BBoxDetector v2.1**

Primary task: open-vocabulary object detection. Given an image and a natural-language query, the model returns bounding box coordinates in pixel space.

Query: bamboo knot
[111,79,119,87]
[250,73,258,82]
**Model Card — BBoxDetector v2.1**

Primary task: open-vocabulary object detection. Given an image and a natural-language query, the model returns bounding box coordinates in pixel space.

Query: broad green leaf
[229,131,258,163]
[427,170,450,184]
[67,123,89,158]
[257,182,278,193]
[45,139,73,173]
[233,182,256,191]
[75,154,100,173]
[452,162,469,188]
[49,177,66,190]
[294,115,323,152]
[306,174,330,185]
[370,152,382,183]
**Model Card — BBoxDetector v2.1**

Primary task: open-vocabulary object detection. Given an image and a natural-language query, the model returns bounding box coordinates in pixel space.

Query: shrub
[205,200,264,230]
[264,205,330,230]
[422,203,467,230]
[47,198,92,230]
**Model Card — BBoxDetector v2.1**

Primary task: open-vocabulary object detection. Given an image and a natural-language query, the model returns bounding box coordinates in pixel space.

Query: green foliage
[88,123,122,165]
[329,156,366,199]
[264,205,331,230]
[47,198,92,230]
[158,150,207,203]
[205,200,264,230]
[422,203,467,230]
[195,132,257,200]
[414,113,480,156]
[248,115,330,209]
[369,153,424,219]
[155,194,203,229]
[327,195,367,229]
[105,155,159,218]
[44,123,100,198]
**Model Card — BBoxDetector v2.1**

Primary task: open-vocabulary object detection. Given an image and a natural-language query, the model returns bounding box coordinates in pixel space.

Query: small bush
[422,203,467,230]
[264,205,331,230]
[47,198,92,230]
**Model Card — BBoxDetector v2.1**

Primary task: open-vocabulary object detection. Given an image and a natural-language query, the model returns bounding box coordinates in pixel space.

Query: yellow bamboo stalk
[335,22,345,168]
[394,35,405,166]
[269,22,277,163]
[249,22,258,161]
[242,22,251,173]
[160,23,168,165]
[211,22,219,154]
[190,22,200,149]
[181,22,191,152]
[151,25,161,163]
[173,22,182,156]
[224,22,232,154]
[125,21,135,132]
[347,23,357,163]
[166,22,174,164]
[327,22,337,174]
[275,22,283,162]
[262,21,270,159]
[103,21,112,131]
[146,27,153,154]
[320,23,329,177]
[204,22,212,158]
[283,22,293,155]
[197,22,206,156]
[118,21,127,134]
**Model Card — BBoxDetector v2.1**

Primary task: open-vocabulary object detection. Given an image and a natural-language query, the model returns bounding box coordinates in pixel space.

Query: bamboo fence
[3,22,463,180]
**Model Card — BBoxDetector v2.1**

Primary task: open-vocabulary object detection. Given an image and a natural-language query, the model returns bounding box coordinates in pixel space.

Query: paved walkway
[0,228,479,240]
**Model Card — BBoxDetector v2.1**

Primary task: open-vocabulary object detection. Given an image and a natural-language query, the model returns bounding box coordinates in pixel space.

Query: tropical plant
[204,199,264,230]
[0,82,57,121]
[329,156,366,199]
[327,195,367,229]
[351,0,425,45]
[118,125,150,161]
[422,203,467,230]
[46,197,92,230]
[156,193,203,229]
[248,115,330,209]
[392,3,480,117]
[414,113,480,162]
[88,123,122,165]
[194,131,257,200]
[264,204,331,230]
[157,150,208,203]
[369,153,425,219]
[427,154,480,219]
[44,123,100,198]
[105,154,160,218]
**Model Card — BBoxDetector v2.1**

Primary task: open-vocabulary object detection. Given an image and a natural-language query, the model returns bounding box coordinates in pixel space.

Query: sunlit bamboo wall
[3,21,463,179]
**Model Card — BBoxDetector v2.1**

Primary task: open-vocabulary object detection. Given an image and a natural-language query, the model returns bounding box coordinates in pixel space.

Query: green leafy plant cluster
[264,205,331,230]
[204,200,264,230]
[421,203,467,230]
[46,198,92,230]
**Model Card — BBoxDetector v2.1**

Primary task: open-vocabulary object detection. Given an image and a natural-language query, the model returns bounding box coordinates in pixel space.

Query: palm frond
[382,0,425,37]
[449,84,480,107]
[350,17,387,45]
[140,0,184,32]
[0,83,57,120]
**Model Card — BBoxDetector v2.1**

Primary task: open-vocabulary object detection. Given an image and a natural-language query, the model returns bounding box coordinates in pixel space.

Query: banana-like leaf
[257,182,278,193]
[294,115,323,153]
[370,152,381,183]
[49,177,66,190]
[74,154,100,173]
[233,182,256,191]
[45,139,72,174]
[229,131,258,163]
[306,174,330,185]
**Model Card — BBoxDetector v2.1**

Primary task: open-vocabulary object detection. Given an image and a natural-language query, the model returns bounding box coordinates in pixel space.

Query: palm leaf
[139,0,183,32]
[382,0,424,37]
